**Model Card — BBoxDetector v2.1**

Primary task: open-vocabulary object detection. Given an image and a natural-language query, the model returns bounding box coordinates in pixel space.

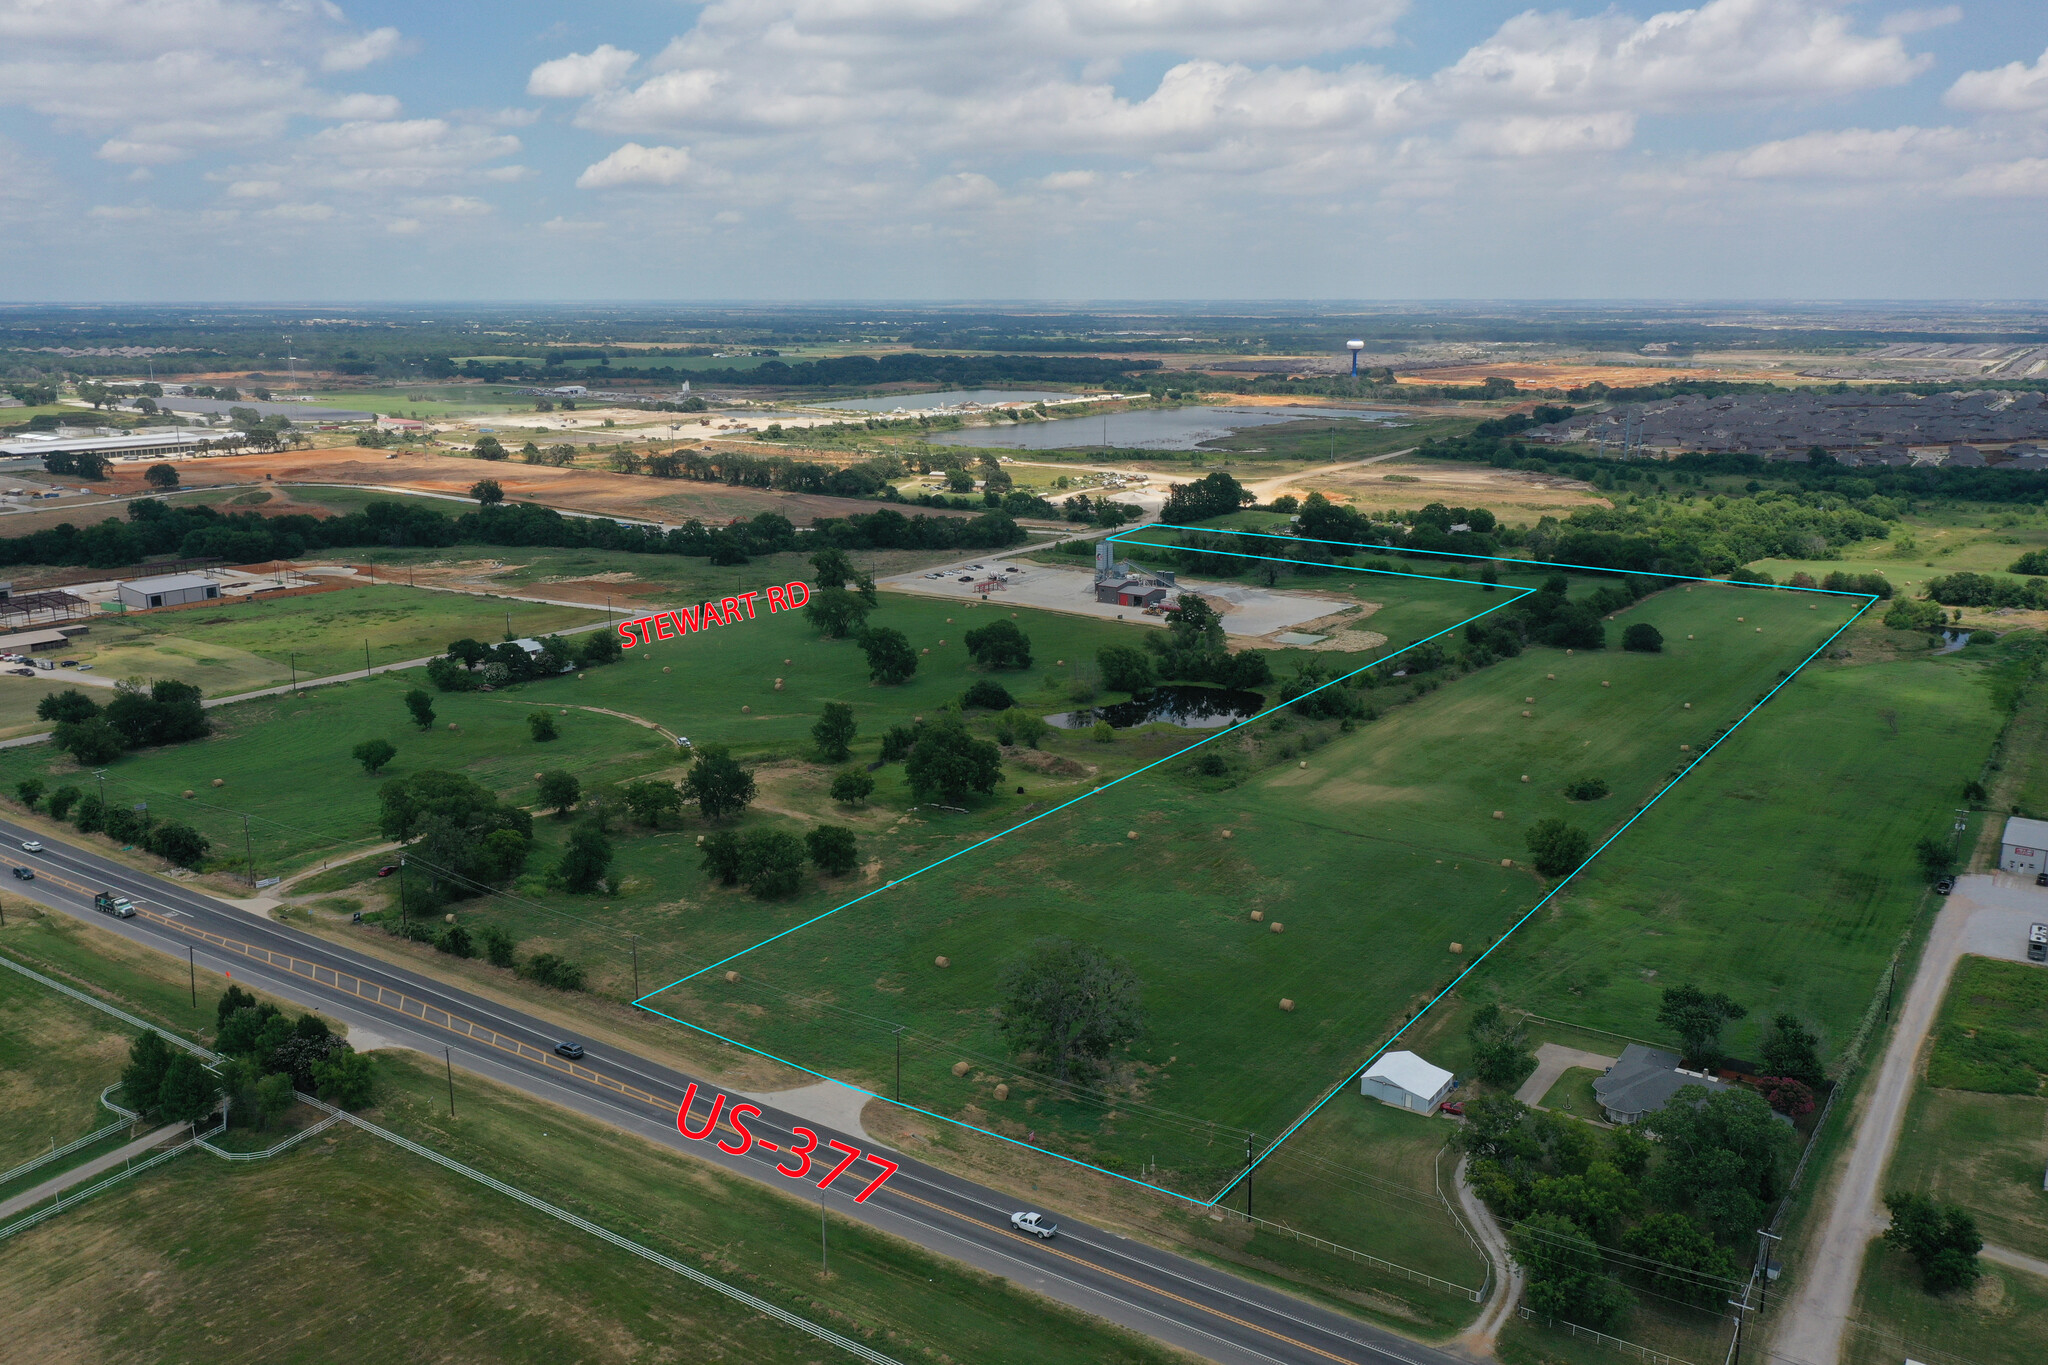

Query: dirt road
[1769,873,2046,1365]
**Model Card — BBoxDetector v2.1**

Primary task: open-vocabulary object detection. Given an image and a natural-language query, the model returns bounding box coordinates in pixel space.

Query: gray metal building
[2000,815,2048,876]
[118,573,221,610]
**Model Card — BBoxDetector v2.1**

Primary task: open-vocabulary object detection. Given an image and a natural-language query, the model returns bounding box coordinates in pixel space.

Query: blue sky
[1,0,2045,301]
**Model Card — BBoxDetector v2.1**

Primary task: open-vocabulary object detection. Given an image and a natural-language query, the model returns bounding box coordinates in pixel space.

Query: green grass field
[1843,1242,2048,1365]
[1926,955,2048,1095]
[0,951,136,1170]
[1888,1085,2048,1260]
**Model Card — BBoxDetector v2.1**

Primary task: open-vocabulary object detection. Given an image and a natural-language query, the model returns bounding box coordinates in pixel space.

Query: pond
[927,404,1402,451]
[1046,684,1268,731]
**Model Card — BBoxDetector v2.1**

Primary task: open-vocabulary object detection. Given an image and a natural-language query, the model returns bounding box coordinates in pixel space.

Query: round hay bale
[182,789,194,799]
[1566,649,1574,655]
[783,658,792,665]
[1270,921,1285,934]
[1525,696,1535,703]
[662,666,671,674]
[1547,673,1556,680]
[1127,830,1138,840]
[1737,615,1745,622]
[1809,603,1817,609]
[534,771,544,781]
[1449,942,1463,954]
[445,913,457,925]
[1521,774,1531,783]
[1279,998,1295,1012]
[1056,659,1064,666]
[448,721,459,729]
[1521,709,1533,718]
[1601,680,1611,688]
[1250,910,1264,922]
[993,1083,1010,1101]
[741,704,751,713]
[1501,858,1513,867]
[937,640,945,646]
[952,1060,970,1077]
[696,835,705,845]
[1684,702,1692,709]
[935,955,950,968]
[1011,612,1019,618]
[724,970,740,984]
[1492,810,1504,820]
[774,680,784,690]
[1298,760,1307,768]
[945,618,953,624]
[561,709,568,714]
[212,778,225,788]
[1220,829,1233,839]
[921,648,930,655]
[1756,627,1763,633]
[1679,744,1691,751]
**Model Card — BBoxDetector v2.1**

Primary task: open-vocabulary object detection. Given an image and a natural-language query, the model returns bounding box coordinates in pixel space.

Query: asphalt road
[0,814,1464,1365]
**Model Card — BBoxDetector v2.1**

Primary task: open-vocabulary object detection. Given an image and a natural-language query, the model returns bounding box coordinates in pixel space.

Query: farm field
[644,579,1855,1197]
[0,947,137,1170]
[1888,1086,2048,1260]
[1842,1243,2048,1365]
[1295,455,1612,520]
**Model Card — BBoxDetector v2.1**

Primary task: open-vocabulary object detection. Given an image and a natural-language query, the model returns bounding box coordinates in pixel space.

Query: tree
[812,701,857,762]
[1524,818,1591,878]
[701,830,745,884]
[254,1072,296,1129]
[998,938,1145,1083]
[215,984,258,1028]
[1564,776,1609,801]
[122,1031,175,1113]
[14,777,44,808]
[829,767,874,805]
[472,435,507,460]
[1162,593,1225,650]
[1644,1087,1791,1240]
[994,708,1048,749]
[620,779,683,827]
[470,478,504,505]
[1621,623,1663,653]
[739,828,806,897]
[53,716,125,765]
[1759,1014,1825,1088]
[313,1048,376,1108]
[1469,1003,1537,1089]
[810,546,876,603]
[528,711,558,742]
[375,770,533,897]
[1161,471,1253,522]
[1883,1191,1982,1294]
[904,714,1002,803]
[352,739,397,774]
[962,679,1014,710]
[447,638,492,670]
[103,679,208,748]
[857,625,918,685]
[144,462,180,490]
[520,952,587,991]
[1620,1213,1737,1309]
[1915,835,1956,881]
[403,688,436,730]
[145,820,210,869]
[156,1053,220,1125]
[577,629,622,667]
[683,744,756,820]
[37,688,101,724]
[537,770,581,814]
[806,824,859,875]
[964,618,1032,669]
[804,587,872,638]
[1097,646,1155,694]
[1510,1212,1633,1329]
[1657,984,1747,1067]
[554,823,613,893]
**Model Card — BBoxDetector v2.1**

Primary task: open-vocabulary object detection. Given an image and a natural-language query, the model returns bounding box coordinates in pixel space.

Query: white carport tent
[1359,1051,1455,1113]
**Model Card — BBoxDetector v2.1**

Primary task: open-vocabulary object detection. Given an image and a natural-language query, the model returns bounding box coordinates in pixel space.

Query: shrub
[829,768,874,804]
[1883,1191,1982,1294]
[1621,623,1662,652]
[72,793,105,833]
[437,923,475,959]
[520,952,587,991]
[962,679,1015,710]
[144,820,210,869]
[1090,720,1115,743]
[806,824,859,876]
[1564,776,1610,801]
[528,712,558,742]
[739,828,807,897]
[352,739,397,774]
[477,923,517,968]
[44,785,80,820]
[1525,818,1591,877]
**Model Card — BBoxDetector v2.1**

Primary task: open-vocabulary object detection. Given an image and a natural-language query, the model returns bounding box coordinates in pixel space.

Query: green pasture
[43,583,602,700]
[1843,1242,2048,1365]
[1927,955,2048,1095]
[659,582,1849,1195]
[1751,503,2048,594]
[295,386,531,418]
[0,948,137,1169]
[1193,414,1474,461]
[1888,1085,2048,1259]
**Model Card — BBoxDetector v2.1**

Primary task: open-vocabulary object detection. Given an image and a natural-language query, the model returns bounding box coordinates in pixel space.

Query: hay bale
[1298,760,1307,768]
[1756,627,1763,633]
[937,640,945,647]
[211,778,225,788]
[934,955,950,968]
[1250,910,1264,922]
[921,648,930,655]
[952,1060,970,1077]
[1547,673,1555,680]
[774,680,784,690]
[1601,680,1611,688]
[1220,829,1233,839]
[1679,744,1691,751]
[784,658,792,665]
[1056,659,1064,666]
[1525,696,1535,703]
[534,771,544,781]
[1449,942,1463,953]
[1500,858,1512,867]
[1492,810,1504,820]
[945,618,952,624]
[1279,998,1295,1012]
[662,666,671,674]
[1521,774,1531,783]
[445,913,457,925]
[1566,649,1574,655]
[992,1083,1010,1101]
[1127,830,1138,840]
[448,721,459,729]
[1684,702,1691,709]
[1522,709,1533,718]
[741,705,751,713]
[1269,921,1284,934]
[724,970,740,984]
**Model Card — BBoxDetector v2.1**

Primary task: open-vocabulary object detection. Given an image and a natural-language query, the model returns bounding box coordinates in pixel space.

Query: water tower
[1347,339,1365,378]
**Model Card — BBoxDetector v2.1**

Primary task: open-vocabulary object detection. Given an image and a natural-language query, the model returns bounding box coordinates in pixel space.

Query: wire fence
[0,1090,135,1190]
[1516,1306,1699,1365]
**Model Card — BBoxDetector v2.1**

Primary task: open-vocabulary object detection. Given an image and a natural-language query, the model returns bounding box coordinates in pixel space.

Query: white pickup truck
[1009,1211,1058,1240]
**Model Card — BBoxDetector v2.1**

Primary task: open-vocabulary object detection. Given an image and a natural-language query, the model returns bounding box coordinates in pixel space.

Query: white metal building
[1359,1051,1455,1114]
[2000,815,2048,876]
[117,573,221,611]
[0,430,242,460]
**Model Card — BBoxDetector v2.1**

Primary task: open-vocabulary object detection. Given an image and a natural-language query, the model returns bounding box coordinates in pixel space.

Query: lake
[815,389,1080,413]
[1046,684,1268,731]
[927,404,1402,451]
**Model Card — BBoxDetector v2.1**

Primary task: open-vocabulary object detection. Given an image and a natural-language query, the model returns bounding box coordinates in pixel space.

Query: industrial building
[1091,539,1177,607]
[1358,1051,1455,1114]
[117,573,221,610]
[0,430,242,460]
[2000,815,2048,876]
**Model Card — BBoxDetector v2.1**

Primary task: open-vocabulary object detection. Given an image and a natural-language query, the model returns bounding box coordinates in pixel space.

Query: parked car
[7,668,32,677]
[1934,876,1956,895]
[1439,1100,1465,1116]
[58,659,78,668]
[554,1041,585,1060]
[376,864,399,877]
[20,840,42,853]
[2030,924,2047,964]
[957,576,973,583]
[1009,1211,1058,1239]
[2037,872,2047,888]
[10,866,31,880]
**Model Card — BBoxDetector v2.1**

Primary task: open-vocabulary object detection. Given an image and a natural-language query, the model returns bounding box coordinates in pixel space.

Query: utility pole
[445,1047,456,1117]
[289,652,296,692]
[398,858,408,933]
[94,769,106,813]
[629,935,639,998]
[364,639,371,679]
[1756,1229,1781,1314]
[821,1203,828,1272]
[1244,1133,1255,1219]
[894,1025,904,1101]
[243,813,254,887]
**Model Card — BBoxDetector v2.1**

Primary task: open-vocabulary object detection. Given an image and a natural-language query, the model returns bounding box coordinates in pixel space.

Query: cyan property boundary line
[635,524,1877,1208]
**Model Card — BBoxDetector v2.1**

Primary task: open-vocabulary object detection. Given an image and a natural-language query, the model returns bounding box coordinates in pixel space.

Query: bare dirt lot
[126,446,974,527]
[1393,362,1788,389]
[1281,457,1612,519]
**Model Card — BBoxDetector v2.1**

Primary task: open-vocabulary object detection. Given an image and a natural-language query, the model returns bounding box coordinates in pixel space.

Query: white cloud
[87,202,155,220]
[226,179,282,197]
[322,25,404,72]
[577,142,693,188]
[1452,112,1638,158]
[529,45,640,99]
[261,201,335,221]
[97,139,187,165]
[385,217,422,234]
[405,194,493,216]
[542,216,609,233]
[1880,7,1961,38]
[1947,47,2048,115]
[1038,170,1099,190]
